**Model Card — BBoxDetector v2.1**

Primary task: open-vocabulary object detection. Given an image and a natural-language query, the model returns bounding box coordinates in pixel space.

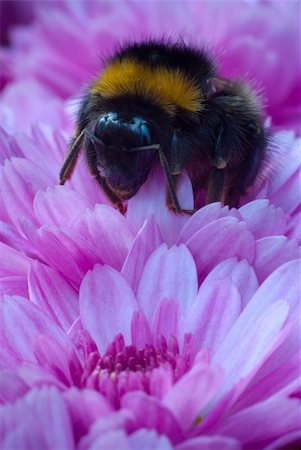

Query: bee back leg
[224,142,264,208]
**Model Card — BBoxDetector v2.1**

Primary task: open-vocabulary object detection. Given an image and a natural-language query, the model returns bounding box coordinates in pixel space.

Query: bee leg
[223,144,263,208]
[164,171,195,215]
[159,147,195,214]
[59,129,86,184]
[206,167,225,204]
[92,173,125,214]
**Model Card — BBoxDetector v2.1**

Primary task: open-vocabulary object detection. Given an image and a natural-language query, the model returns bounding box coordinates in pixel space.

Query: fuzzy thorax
[92,58,203,115]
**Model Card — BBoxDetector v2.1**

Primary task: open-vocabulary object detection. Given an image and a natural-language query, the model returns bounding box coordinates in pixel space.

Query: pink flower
[1,0,300,132]
[0,1,300,448]
[0,122,300,448]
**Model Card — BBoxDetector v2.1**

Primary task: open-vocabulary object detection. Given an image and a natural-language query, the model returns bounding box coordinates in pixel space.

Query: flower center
[81,333,191,408]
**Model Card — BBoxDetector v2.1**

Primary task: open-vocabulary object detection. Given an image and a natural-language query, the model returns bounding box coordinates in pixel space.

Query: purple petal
[0,158,52,232]
[0,295,72,363]
[0,276,28,298]
[70,204,135,270]
[64,387,113,441]
[127,166,193,245]
[33,334,81,386]
[137,244,198,324]
[264,431,301,450]
[239,200,287,239]
[253,236,300,283]
[22,221,99,288]
[0,220,36,255]
[149,366,173,400]
[79,264,138,354]
[0,387,74,449]
[80,430,131,450]
[182,278,241,353]
[0,242,32,277]
[202,257,258,309]
[121,391,183,444]
[33,185,91,228]
[28,261,79,331]
[234,342,300,410]
[176,203,241,245]
[215,394,301,445]
[0,371,29,403]
[78,410,134,450]
[131,311,153,350]
[163,362,223,430]
[129,429,173,450]
[153,299,179,341]
[122,217,163,295]
[176,435,241,450]
[213,300,289,395]
[185,217,255,280]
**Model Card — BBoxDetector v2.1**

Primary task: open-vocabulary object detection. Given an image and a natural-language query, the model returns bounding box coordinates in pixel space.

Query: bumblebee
[59,40,268,213]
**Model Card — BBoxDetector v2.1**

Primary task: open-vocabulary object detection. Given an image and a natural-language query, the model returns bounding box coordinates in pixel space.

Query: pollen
[92,58,203,115]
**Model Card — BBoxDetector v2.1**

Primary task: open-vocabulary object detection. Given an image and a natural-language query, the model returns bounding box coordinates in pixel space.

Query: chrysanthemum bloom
[0,1,301,448]
[0,121,300,448]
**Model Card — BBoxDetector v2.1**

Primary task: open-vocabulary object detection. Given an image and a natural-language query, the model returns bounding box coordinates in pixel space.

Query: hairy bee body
[60,40,268,212]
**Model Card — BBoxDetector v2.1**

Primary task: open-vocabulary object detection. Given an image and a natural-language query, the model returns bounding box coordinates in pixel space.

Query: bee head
[92,112,158,200]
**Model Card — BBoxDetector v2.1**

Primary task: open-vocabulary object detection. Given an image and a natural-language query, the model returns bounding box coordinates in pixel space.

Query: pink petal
[79,264,138,354]
[163,362,223,430]
[0,242,32,277]
[33,185,91,228]
[0,276,28,298]
[137,244,198,323]
[122,217,163,295]
[202,257,258,309]
[80,430,131,450]
[264,431,301,450]
[33,334,81,386]
[64,387,113,440]
[0,220,35,254]
[182,278,241,353]
[176,203,241,245]
[127,166,193,245]
[129,429,173,450]
[230,259,300,325]
[0,387,74,449]
[153,299,179,341]
[0,371,29,403]
[213,300,289,394]
[149,366,173,400]
[234,345,300,411]
[176,435,241,450]
[28,261,79,331]
[0,158,52,232]
[215,395,301,445]
[22,220,99,288]
[253,236,300,283]
[70,204,135,270]
[239,200,287,239]
[185,217,254,280]
[0,295,72,363]
[131,311,152,350]
[121,391,183,444]
[78,410,134,450]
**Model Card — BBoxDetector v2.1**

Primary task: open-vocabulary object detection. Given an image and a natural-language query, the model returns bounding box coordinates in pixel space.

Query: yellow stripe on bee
[91,59,203,115]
